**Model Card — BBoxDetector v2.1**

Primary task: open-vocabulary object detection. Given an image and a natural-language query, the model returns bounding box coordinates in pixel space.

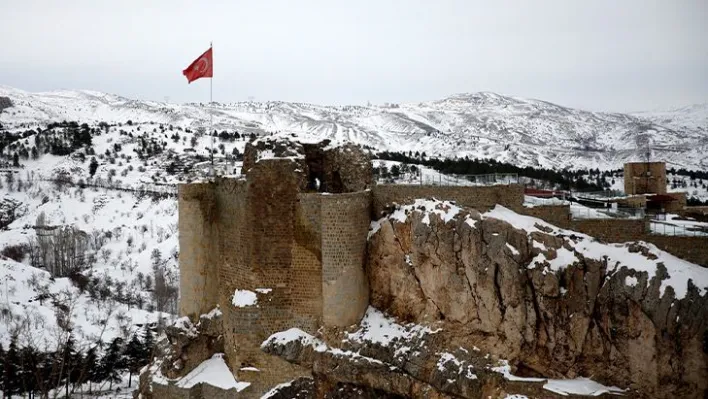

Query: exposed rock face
[0,96,12,114]
[136,308,225,398]
[260,309,619,399]
[262,377,408,399]
[366,200,708,398]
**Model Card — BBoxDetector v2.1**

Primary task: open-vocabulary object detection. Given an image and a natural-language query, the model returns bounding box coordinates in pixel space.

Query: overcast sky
[1,0,706,112]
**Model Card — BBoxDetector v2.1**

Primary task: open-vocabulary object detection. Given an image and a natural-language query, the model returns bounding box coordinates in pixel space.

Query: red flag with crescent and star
[182,47,213,84]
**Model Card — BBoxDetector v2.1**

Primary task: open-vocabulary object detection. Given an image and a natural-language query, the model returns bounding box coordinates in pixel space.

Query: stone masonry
[624,161,667,195]
[178,182,219,318]
[174,140,374,398]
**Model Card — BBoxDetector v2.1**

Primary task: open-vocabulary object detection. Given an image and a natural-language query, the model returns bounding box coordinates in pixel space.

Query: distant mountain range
[1,85,706,171]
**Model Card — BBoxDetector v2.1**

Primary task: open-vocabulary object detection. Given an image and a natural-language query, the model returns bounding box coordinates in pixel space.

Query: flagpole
[209,41,214,177]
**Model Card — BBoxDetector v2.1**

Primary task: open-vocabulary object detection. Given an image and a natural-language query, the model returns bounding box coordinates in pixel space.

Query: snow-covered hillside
[0,178,177,349]
[633,103,708,132]
[2,86,707,171]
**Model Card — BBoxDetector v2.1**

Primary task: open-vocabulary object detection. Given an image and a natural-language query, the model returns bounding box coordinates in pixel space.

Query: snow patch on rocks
[388,199,462,226]
[346,307,438,347]
[486,204,708,300]
[176,353,250,392]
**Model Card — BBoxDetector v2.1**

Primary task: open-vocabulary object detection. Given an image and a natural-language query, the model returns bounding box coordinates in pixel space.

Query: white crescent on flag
[197,57,209,73]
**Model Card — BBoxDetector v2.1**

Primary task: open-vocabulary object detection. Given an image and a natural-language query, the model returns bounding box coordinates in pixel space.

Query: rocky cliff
[363,200,707,398]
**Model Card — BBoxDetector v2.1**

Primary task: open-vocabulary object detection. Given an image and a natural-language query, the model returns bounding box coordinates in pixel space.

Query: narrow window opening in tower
[302,143,328,193]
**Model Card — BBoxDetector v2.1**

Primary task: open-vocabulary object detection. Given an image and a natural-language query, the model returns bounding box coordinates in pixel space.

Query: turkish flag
[182,48,213,84]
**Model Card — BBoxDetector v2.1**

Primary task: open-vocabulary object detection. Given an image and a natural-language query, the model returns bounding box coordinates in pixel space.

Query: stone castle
[156,137,525,398]
[145,138,706,398]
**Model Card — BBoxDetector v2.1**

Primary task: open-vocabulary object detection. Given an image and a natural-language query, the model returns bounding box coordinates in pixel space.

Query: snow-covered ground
[650,214,708,237]
[493,360,625,396]
[0,165,180,351]
[0,121,246,187]
[33,371,140,399]
[175,353,250,392]
[0,256,169,348]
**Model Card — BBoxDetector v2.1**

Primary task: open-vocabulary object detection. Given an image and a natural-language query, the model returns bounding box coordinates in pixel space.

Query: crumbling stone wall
[241,136,307,176]
[321,191,372,326]
[229,160,313,395]
[178,182,219,319]
[244,137,373,193]
[372,184,524,217]
[321,143,373,192]
[664,192,687,213]
[292,193,324,328]
[213,178,252,376]
[612,195,647,209]
[215,178,250,296]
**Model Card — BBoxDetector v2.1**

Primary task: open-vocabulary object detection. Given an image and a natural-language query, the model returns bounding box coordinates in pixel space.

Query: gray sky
[1,0,706,112]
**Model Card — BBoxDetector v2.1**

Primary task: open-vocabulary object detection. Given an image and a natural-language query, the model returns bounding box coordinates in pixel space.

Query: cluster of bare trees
[28,212,89,278]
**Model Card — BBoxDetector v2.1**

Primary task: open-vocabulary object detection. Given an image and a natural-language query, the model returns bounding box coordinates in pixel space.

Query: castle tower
[175,138,374,397]
[624,161,667,195]
[177,182,219,318]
